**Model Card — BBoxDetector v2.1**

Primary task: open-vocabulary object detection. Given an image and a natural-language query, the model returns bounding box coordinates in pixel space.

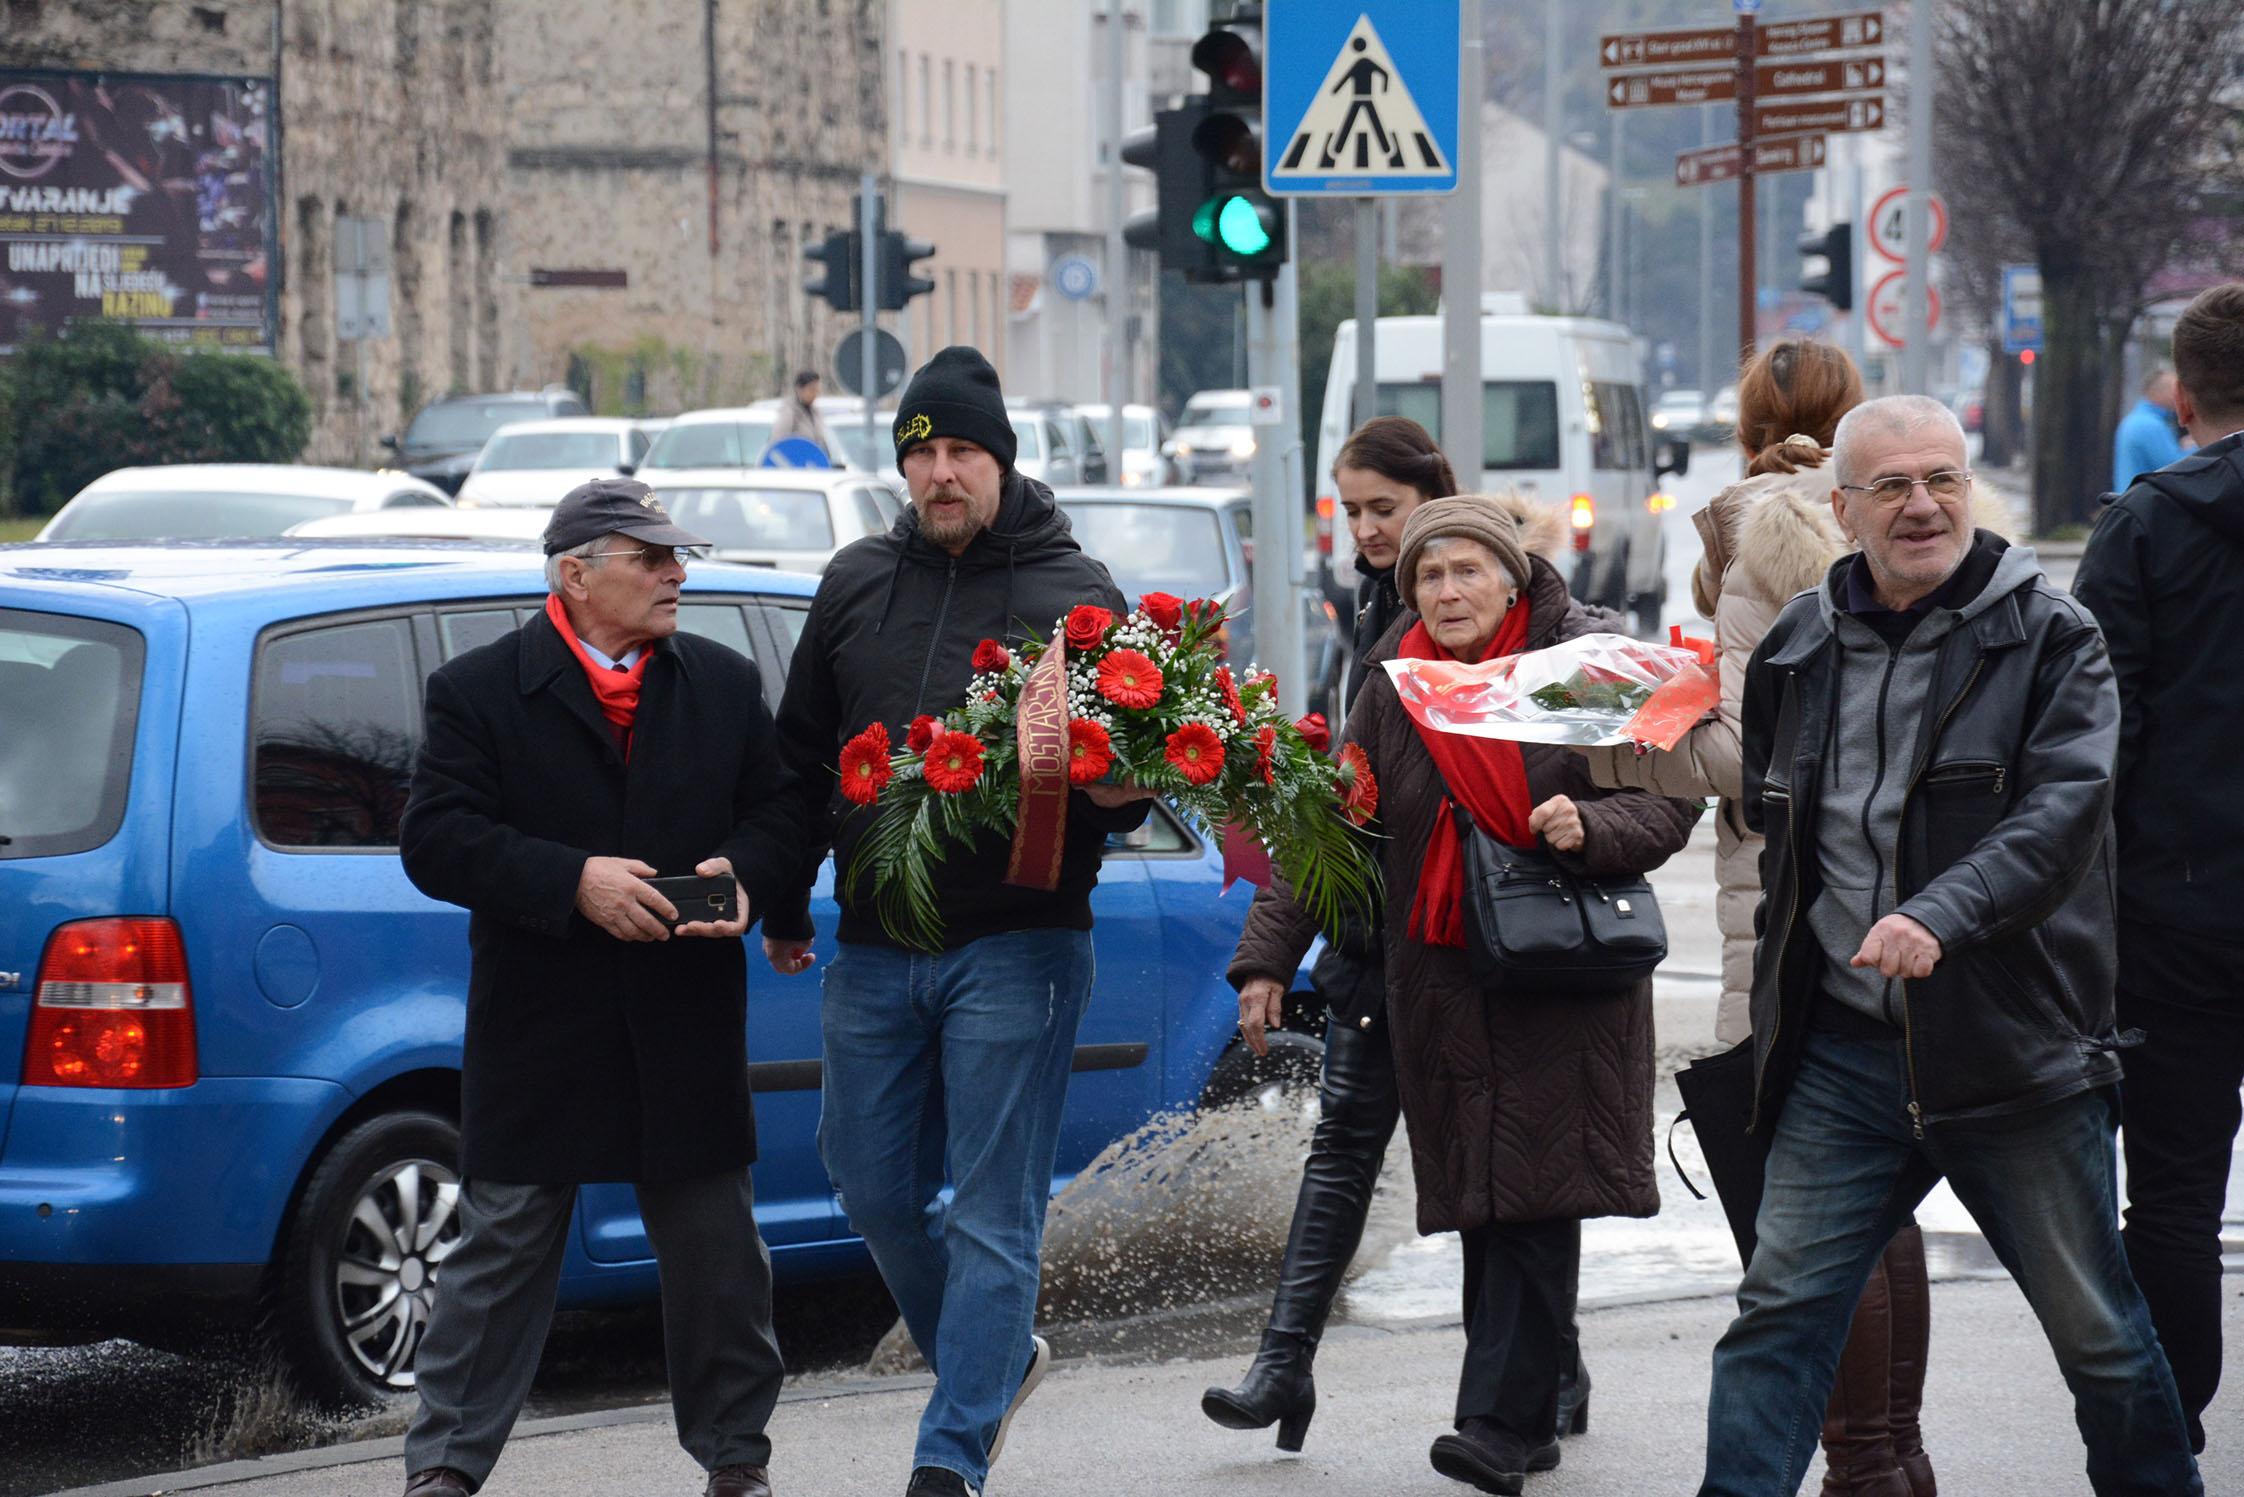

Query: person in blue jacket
[2112,366,2187,489]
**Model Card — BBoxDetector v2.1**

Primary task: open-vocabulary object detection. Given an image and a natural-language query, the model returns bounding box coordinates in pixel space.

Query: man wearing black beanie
[765,347,1153,1497]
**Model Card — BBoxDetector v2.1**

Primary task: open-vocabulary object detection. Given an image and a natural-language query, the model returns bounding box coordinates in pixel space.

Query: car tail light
[1648,491,1677,514]
[1316,494,1336,555]
[1570,493,1595,553]
[23,918,198,1089]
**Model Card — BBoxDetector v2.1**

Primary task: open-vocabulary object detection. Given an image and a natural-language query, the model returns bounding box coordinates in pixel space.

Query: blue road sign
[1052,254,1099,302]
[2000,264,2043,355]
[761,437,833,470]
[1265,1,1461,196]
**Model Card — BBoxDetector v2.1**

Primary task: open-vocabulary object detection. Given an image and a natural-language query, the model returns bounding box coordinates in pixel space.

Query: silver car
[36,464,450,541]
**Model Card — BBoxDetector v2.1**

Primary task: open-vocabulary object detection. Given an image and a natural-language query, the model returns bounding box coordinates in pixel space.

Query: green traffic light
[1193,194,1273,257]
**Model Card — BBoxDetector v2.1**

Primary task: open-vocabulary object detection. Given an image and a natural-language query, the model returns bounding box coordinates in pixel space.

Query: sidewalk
[67,1277,2242,1496]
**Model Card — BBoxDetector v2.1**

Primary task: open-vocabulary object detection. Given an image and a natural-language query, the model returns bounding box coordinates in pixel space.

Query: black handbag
[1670,1038,1772,1268]
[1454,805,1668,994]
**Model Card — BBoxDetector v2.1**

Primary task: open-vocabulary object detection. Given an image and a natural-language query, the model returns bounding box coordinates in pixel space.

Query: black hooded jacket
[767,470,1148,950]
[2073,428,2244,945]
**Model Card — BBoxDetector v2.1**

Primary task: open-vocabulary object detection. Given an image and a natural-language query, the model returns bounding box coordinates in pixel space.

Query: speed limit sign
[1870,187,1947,263]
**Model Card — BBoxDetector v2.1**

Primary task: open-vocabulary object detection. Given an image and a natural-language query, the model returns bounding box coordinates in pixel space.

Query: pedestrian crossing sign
[1265,1,1461,196]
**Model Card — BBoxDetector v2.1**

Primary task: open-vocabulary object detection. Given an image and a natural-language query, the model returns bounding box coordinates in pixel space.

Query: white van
[1315,304,1686,634]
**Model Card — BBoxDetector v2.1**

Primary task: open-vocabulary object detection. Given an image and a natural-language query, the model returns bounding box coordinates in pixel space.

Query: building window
[969,273,981,354]
[897,48,909,142]
[965,63,978,153]
[987,68,1000,157]
[943,60,955,151]
[945,269,958,346]
[919,55,931,145]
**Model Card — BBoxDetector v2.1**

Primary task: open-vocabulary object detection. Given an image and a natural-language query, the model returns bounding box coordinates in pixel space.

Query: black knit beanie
[892,345,1017,469]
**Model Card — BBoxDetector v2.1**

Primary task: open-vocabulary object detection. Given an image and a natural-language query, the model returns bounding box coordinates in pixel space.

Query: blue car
[0,541,1313,1405]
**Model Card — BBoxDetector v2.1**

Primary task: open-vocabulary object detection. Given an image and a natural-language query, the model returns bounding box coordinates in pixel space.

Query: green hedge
[3,321,312,517]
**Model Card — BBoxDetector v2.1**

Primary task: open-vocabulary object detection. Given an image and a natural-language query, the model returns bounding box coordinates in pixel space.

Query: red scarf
[544,593,650,755]
[1400,600,1535,947]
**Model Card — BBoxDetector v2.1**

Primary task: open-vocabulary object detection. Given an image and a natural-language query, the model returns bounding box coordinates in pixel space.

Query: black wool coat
[400,609,803,1184]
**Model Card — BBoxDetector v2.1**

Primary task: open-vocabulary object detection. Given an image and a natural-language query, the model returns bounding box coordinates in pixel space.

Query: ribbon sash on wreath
[1005,636,1070,890]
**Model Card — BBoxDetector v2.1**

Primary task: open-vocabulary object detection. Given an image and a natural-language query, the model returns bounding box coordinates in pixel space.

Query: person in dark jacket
[396,479,799,1497]
[762,346,1152,1497]
[2072,281,2244,1457]
[1697,397,2199,1497]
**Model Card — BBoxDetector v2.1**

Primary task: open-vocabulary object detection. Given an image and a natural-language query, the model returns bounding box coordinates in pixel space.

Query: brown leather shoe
[403,1470,472,1497]
[705,1465,773,1497]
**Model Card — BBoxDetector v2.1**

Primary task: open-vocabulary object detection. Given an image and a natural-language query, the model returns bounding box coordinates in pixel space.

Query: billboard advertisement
[0,70,277,353]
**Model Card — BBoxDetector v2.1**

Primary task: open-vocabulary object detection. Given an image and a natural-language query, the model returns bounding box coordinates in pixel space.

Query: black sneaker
[905,1466,979,1497]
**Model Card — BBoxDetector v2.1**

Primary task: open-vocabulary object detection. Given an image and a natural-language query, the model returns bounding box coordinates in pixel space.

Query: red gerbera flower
[971,638,1011,673]
[1067,718,1115,785]
[1295,712,1330,753]
[838,723,893,806]
[923,730,986,794]
[1096,648,1164,709]
[1065,604,1115,651]
[1215,665,1246,724]
[906,714,940,753]
[1337,742,1378,825]
[1165,722,1226,785]
[1254,724,1278,785]
[1139,592,1185,632]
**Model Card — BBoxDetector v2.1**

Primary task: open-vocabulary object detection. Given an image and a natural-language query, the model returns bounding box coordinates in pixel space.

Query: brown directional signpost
[1599,7,1888,370]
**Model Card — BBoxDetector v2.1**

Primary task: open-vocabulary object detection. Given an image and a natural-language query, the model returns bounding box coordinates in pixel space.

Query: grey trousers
[404,1168,784,1487]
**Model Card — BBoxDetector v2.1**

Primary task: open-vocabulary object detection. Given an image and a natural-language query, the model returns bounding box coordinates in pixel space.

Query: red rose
[972,638,1011,674]
[1254,724,1278,785]
[1139,592,1185,632]
[1215,665,1246,725]
[923,730,986,794]
[1337,742,1378,825]
[838,723,893,806]
[1067,718,1115,785]
[1165,722,1226,786]
[1295,712,1330,753]
[1188,597,1225,627]
[1096,648,1165,710]
[906,714,940,753]
[1065,604,1115,651]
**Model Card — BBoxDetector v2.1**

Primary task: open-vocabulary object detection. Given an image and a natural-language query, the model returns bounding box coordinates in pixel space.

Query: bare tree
[1937,0,2242,531]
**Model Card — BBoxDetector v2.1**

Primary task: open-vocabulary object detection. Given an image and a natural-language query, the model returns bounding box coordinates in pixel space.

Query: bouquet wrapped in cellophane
[835,591,1382,952]
[1382,628,1720,750]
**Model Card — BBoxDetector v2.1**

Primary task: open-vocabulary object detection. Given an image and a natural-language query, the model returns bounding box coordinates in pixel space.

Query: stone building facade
[2,0,884,463]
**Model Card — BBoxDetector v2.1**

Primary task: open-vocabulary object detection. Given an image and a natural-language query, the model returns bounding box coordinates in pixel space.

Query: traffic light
[1122,101,1215,277]
[1799,223,1854,312]
[878,229,936,311]
[1189,7,1285,284]
[804,228,860,313]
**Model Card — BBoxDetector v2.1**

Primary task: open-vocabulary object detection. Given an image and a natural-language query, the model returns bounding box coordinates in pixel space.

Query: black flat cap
[542,478,710,554]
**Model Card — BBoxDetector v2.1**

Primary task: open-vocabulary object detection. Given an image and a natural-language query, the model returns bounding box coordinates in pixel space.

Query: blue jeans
[1699,1029,2199,1497]
[819,928,1093,1486]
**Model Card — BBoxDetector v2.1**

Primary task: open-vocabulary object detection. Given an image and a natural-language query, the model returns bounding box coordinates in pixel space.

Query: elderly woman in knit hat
[1329,493,1698,1493]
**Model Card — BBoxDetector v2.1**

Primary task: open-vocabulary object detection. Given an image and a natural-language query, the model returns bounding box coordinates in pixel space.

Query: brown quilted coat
[1296,557,1697,1235]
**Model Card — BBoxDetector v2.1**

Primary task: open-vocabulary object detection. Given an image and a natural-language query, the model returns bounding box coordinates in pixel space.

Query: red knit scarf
[544,593,649,755]
[1400,601,1536,947]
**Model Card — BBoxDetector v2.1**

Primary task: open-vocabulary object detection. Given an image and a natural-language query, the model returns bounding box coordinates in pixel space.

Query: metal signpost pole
[1699,104,1717,393]
[1543,0,1564,311]
[1443,0,1484,490]
[1104,0,1127,471]
[1355,198,1377,434]
[1735,10,1757,368]
[1274,240,1308,716]
[1901,0,1932,393]
[860,173,879,455]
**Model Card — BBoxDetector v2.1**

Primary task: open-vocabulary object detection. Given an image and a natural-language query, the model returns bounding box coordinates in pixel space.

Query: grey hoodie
[1806,535,2043,1024]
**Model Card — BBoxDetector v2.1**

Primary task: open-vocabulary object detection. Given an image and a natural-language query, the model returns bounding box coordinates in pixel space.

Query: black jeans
[1265,1012,1403,1342]
[1457,1217,1582,1438]
[2117,920,2244,1454]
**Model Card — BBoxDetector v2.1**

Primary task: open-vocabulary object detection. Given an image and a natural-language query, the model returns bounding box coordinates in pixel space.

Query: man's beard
[916,487,983,546]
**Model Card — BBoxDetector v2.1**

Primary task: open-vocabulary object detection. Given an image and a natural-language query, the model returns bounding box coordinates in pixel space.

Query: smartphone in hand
[646,874,738,929]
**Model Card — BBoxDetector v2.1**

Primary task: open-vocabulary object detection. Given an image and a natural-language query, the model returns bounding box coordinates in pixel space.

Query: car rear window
[405,401,544,447]
[1055,503,1228,600]
[253,617,421,849]
[659,488,834,551]
[478,432,621,471]
[643,420,774,470]
[1373,381,1561,472]
[0,610,144,860]
[44,490,355,540]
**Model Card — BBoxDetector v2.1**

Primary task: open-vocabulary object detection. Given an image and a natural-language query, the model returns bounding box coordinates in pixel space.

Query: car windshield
[1126,416,1155,449]
[1056,502,1228,599]
[1010,420,1043,459]
[658,487,834,551]
[404,402,543,448]
[830,424,885,471]
[643,420,775,470]
[1655,392,1702,412]
[477,432,619,470]
[0,610,143,859]
[1179,394,1249,427]
[43,489,355,540]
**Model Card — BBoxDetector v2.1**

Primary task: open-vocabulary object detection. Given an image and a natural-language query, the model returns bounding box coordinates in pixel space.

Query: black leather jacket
[1741,547,2127,1133]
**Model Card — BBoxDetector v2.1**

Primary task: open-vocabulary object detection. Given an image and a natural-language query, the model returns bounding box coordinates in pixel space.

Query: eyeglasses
[577,545,707,570]
[1838,469,1973,506]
